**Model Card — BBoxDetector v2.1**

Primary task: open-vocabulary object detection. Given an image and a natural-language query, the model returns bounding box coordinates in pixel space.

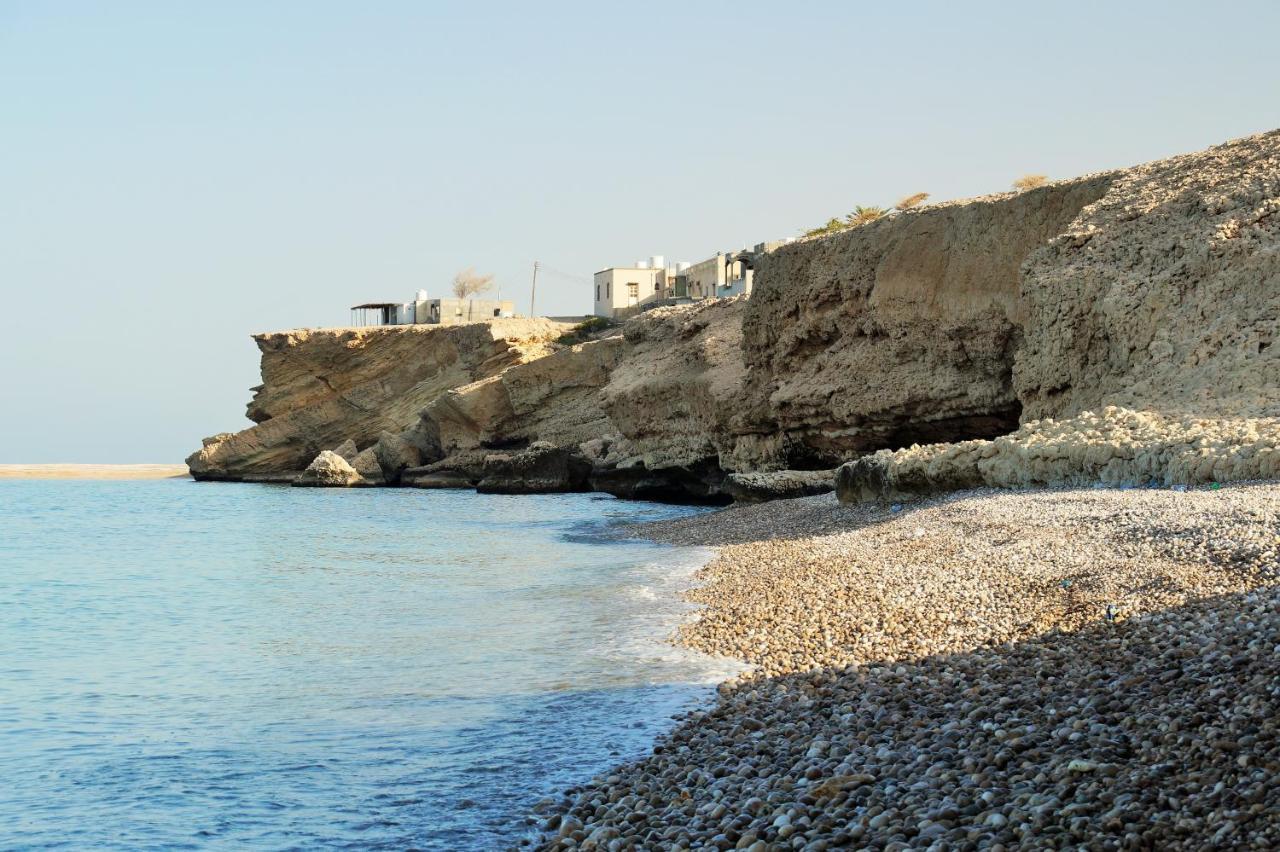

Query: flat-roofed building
[593,256,668,318]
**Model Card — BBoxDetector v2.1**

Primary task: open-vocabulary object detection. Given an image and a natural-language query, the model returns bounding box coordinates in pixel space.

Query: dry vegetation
[451,267,494,299]
[1013,173,1049,190]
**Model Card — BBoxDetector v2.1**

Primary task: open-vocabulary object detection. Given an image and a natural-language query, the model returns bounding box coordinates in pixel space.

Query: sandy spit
[535,483,1280,850]
[0,464,191,480]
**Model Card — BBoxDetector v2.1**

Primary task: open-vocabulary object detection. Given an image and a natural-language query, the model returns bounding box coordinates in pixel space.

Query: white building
[593,255,671,318]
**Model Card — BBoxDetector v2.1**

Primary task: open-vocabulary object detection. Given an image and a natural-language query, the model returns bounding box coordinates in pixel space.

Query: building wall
[680,253,727,300]
[593,268,660,317]
[418,298,515,325]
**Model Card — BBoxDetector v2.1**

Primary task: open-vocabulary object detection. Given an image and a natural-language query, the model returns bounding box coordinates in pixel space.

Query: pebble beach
[537,484,1280,850]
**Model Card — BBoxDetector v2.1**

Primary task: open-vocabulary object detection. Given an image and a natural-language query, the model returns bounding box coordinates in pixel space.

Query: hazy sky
[2,1,1278,462]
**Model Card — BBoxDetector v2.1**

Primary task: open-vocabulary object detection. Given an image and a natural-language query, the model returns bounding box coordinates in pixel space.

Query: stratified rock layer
[187,319,572,480]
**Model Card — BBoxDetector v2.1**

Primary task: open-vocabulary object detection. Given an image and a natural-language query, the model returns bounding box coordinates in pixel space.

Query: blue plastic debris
[890,504,903,513]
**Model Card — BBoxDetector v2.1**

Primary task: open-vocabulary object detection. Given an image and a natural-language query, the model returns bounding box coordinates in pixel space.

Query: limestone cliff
[1015,130,1279,420]
[187,319,573,480]
[742,174,1117,466]
[191,129,1280,500]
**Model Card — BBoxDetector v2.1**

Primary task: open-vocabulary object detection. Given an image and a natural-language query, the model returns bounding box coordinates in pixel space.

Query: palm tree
[846,206,888,226]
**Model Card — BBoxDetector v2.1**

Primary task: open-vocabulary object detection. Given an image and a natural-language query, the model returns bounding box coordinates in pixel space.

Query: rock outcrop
[475,442,592,494]
[836,407,1280,502]
[721,469,836,504]
[410,298,757,501]
[187,319,572,480]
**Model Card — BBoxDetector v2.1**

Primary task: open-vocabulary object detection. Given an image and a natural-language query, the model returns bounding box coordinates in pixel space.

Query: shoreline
[538,482,1280,849]
[0,464,191,480]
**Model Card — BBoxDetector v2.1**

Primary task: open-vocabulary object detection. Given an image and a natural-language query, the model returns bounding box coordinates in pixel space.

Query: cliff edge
[190,129,1279,499]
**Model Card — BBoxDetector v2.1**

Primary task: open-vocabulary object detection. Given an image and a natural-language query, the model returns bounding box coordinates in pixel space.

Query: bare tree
[451,267,494,300]
[1012,174,1049,191]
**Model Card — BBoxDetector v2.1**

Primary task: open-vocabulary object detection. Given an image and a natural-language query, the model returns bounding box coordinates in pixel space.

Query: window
[627,283,639,298]
[596,284,600,301]
[607,282,611,298]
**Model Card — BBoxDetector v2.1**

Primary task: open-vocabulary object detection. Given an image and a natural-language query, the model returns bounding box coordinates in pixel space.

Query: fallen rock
[350,447,385,484]
[476,442,591,494]
[589,460,730,504]
[293,450,363,487]
[332,439,359,462]
[373,431,421,484]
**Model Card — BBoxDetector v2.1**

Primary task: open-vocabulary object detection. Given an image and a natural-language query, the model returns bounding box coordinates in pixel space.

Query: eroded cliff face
[742,174,1117,466]
[187,319,572,480]
[1015,129,1280,421]
[833,129,1280,501]
[399,299,756,500]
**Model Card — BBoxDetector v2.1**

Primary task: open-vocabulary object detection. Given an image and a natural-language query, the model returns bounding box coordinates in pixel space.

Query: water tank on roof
[415,289,428,302]
[676,262,691,272]
[650,255,665,270]
[636,260,650,269]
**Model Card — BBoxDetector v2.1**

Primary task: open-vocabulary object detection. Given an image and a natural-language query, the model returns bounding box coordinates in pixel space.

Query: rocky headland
[189,129,1277,501]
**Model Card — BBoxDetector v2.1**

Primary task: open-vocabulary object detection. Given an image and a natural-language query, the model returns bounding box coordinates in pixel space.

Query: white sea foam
[593,545,750,686]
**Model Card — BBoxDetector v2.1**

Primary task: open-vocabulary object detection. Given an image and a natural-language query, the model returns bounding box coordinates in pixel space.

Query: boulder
[476,442,591,494]
[332,439,359,462]
[373,431,421,484]
[350,447,385,484]
[293,450,363,487]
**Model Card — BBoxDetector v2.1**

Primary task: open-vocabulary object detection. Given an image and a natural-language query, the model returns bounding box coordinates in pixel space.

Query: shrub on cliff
[895,192,930,210]
[556,316,613,345]
[803,216,846,237]
[1013,174,1049,191]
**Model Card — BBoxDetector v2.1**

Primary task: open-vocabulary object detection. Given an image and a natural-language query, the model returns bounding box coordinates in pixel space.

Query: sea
[0,479,738,849]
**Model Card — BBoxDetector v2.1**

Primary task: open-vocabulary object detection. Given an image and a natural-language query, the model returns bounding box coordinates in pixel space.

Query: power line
[537,263,592,284]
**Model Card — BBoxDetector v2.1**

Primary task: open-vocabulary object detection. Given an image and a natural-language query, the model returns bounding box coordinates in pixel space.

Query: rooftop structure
[350,291,516,327]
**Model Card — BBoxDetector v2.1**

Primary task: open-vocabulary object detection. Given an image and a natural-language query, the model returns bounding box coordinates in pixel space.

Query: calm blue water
[0,479,732,850]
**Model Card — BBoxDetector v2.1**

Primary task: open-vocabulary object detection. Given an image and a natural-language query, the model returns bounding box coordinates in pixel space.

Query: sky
[2,1,1278,463]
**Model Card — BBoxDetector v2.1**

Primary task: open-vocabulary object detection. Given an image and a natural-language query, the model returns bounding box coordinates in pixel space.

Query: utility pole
[529,260,540,318]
